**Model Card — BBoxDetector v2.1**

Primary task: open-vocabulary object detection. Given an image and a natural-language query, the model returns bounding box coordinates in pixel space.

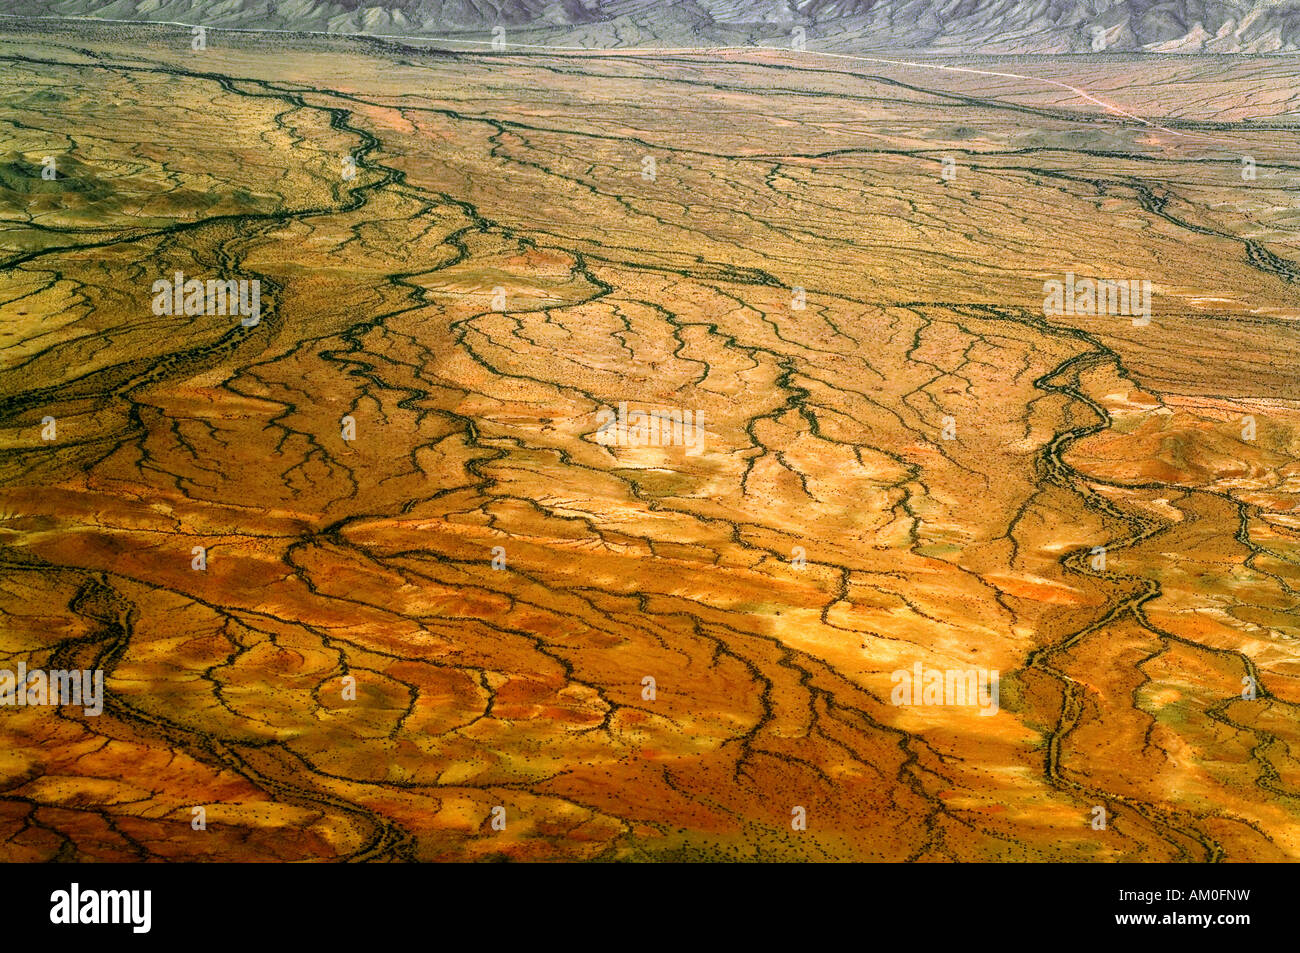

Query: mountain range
[7,0,1300,53]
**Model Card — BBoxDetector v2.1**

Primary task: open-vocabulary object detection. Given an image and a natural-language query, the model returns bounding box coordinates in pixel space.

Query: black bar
[5,862,1276,942]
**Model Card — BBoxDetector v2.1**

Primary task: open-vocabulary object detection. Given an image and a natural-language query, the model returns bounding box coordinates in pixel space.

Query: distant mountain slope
[7,0,1300,51]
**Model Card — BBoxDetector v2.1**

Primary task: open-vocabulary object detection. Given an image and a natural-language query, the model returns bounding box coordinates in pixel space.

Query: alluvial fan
[0,9,1297,861]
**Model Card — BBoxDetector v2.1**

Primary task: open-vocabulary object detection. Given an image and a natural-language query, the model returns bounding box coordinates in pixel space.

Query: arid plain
[1,22,1298,860]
